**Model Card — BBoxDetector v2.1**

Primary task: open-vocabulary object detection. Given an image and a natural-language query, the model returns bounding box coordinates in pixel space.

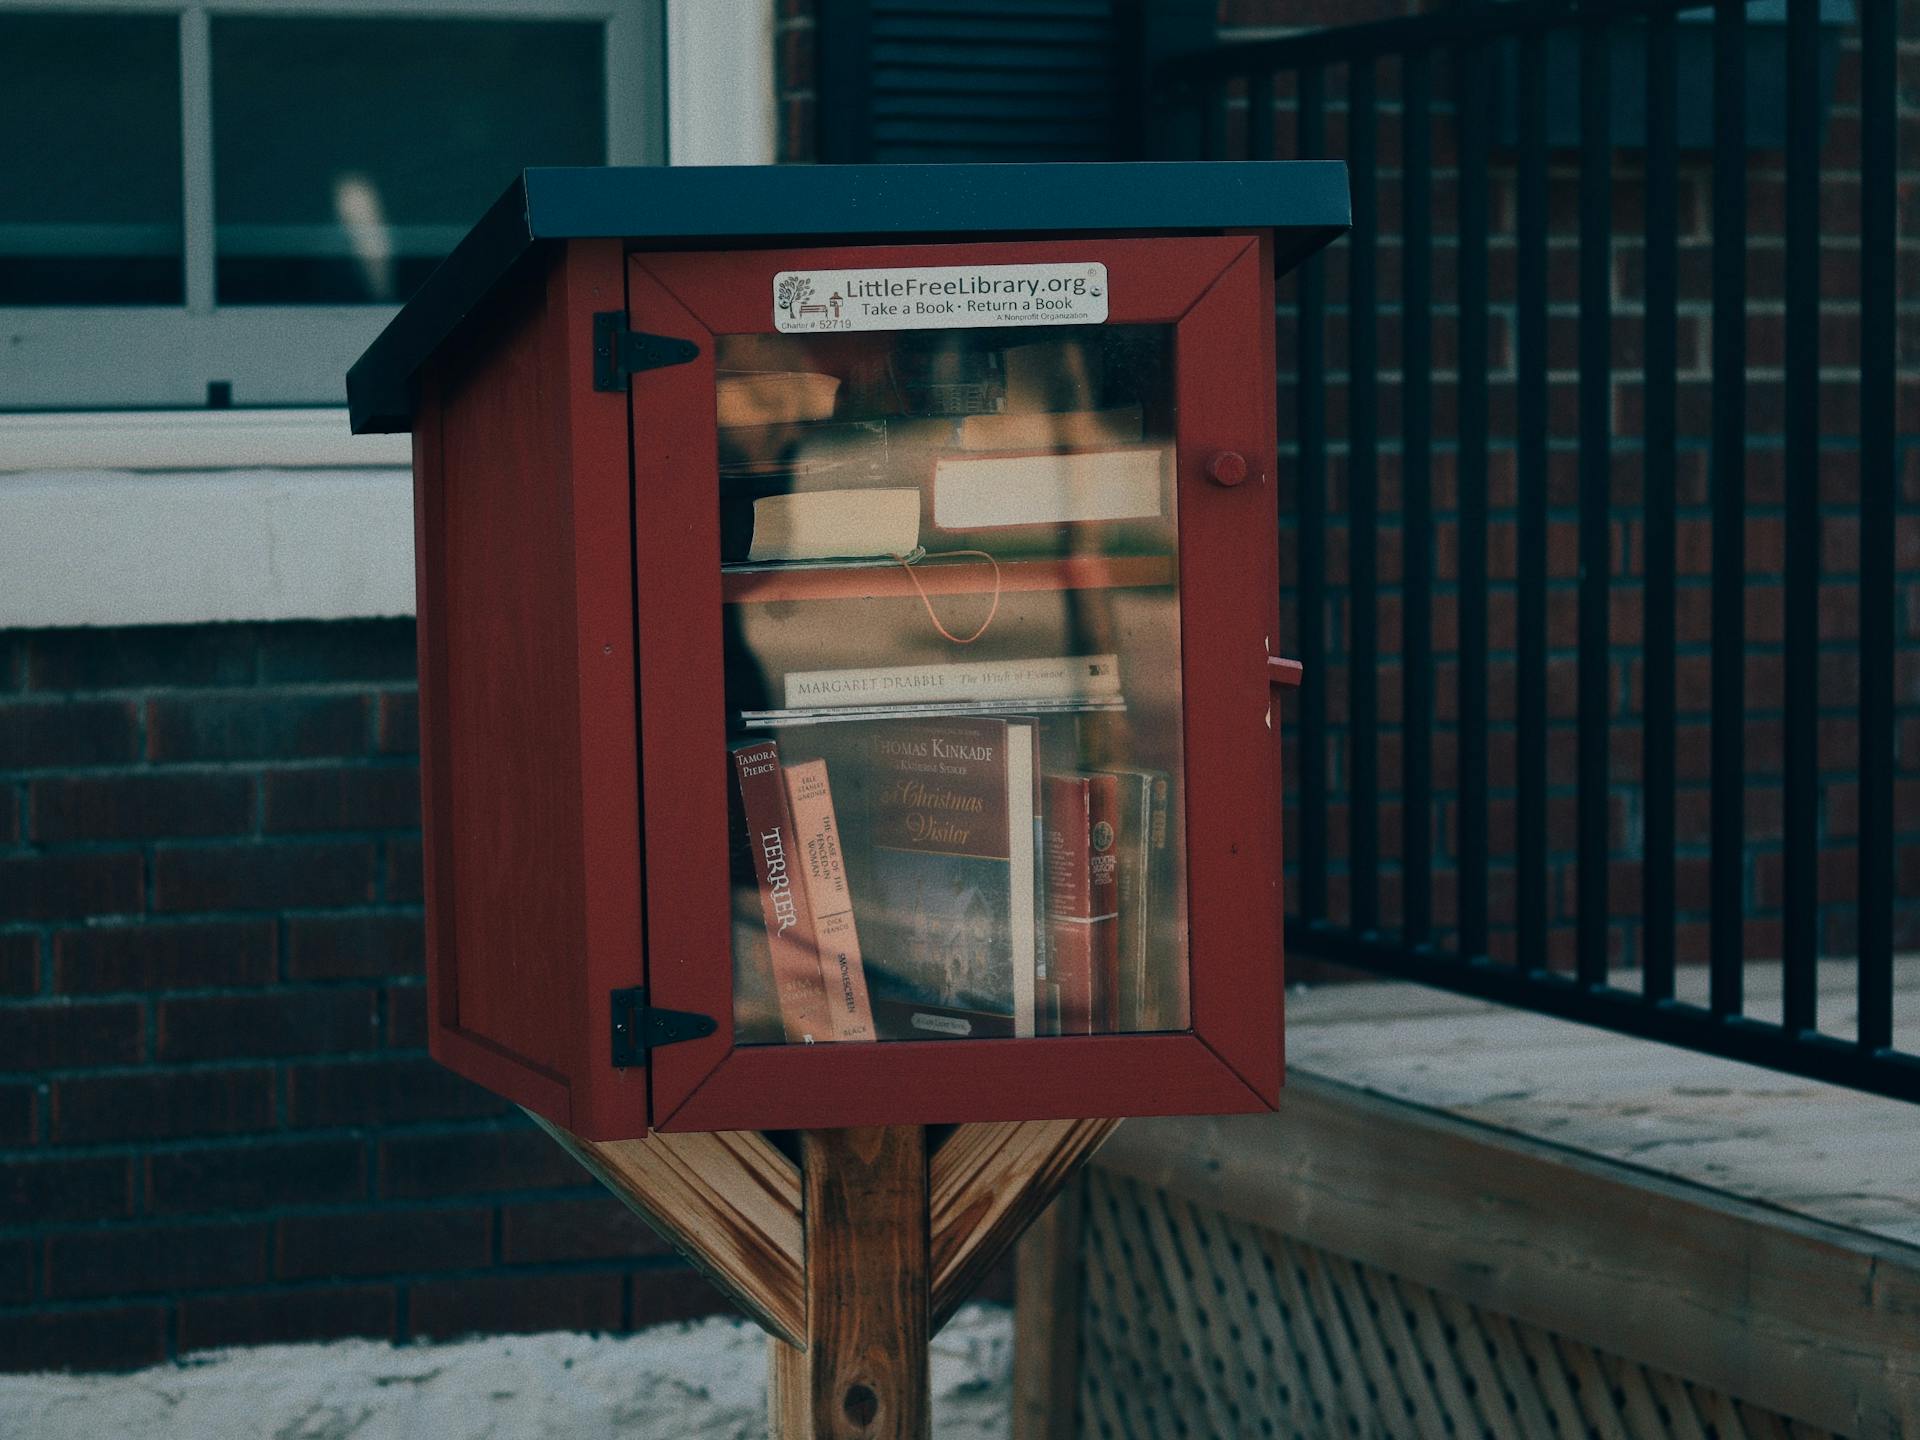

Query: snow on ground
[0,1302,1013,1440]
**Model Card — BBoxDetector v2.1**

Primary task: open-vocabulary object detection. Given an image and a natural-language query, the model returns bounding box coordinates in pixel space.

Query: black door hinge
[610,987,717,1068]
[593,312,699,392]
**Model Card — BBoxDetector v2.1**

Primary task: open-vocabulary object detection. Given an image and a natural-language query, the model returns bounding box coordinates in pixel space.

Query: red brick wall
[0,623,733,1372]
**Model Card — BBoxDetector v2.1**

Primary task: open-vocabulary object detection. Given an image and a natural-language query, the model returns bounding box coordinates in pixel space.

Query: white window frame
[0,0,669,412]
[0,0,775,629]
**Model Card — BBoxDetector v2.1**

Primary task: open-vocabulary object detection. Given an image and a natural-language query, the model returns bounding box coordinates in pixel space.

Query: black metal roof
[347,162,1351,434]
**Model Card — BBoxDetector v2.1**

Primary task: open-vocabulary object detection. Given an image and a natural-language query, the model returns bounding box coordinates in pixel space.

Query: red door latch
[1267,656,1303,688]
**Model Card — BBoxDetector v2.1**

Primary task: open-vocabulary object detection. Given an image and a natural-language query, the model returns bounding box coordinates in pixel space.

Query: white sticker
[773,263,1108,333]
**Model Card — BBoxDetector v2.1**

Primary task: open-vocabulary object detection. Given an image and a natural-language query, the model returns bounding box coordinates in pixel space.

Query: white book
[1006,720,1037,1040]
[932,445,1170,530]
[782,654,1121,711]
[741,698,1125,730]
[725,488,919,564]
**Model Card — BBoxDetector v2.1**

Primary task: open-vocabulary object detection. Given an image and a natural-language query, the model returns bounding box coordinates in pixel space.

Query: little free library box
[349,163,1349,1139]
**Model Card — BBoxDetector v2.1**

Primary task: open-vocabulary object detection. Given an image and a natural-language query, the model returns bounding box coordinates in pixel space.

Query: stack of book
[730,692,1179,1044]
[714,359,1173,573]
[741,654,1124,729]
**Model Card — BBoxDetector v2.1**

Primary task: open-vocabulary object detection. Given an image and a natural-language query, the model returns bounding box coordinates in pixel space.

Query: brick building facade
[0,623,728,1370]
[1,0,1913,1374]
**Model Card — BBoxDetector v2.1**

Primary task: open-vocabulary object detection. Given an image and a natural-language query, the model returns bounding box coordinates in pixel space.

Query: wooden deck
[1085,958,1920,1437]
[1283,956,1920,1248]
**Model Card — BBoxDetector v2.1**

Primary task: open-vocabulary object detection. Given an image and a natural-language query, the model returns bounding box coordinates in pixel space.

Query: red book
[732,741,832,1044]
[1044,772,1120,1035]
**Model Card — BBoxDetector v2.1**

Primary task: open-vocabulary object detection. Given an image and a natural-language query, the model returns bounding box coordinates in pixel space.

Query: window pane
[720,324,1189,1045]
[0,13,183,306]
[211,17,604,305]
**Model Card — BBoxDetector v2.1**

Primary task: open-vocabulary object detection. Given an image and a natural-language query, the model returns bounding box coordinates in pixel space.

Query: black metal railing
[1158,0,1916,1101]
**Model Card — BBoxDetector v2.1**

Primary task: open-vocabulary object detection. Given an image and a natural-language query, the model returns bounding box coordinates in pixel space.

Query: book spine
[1006,723,1037,1040]
[1031,732,1051,1036]
[732,742,831,1044]
[1085,773,1121,1034]
[782,759,877,1043]
[785,654,1120,711]
[1148,773,1186,1030]
[1105,772,1151,1033]
[1043,775,1096,1035]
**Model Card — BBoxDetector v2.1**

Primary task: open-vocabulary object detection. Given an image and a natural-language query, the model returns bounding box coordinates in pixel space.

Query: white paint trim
[0,469,415,628]
[0,410,409,473]
[666,0,776,166]
[0,0,779,631]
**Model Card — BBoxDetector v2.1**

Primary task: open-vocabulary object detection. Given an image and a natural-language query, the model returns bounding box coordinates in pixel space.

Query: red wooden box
[349,164,1349,1137]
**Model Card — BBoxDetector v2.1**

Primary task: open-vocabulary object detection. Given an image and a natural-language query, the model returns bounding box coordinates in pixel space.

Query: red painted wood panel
[665,1033,1261,1134]
[1175,238,1283,1104]
[625,259,736,1125]
[552,242,650,1140]
[435,267,582,1084]
[414,241,645,1138]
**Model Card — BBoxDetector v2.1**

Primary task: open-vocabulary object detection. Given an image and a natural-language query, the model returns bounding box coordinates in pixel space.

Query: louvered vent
[856,0,1125,162]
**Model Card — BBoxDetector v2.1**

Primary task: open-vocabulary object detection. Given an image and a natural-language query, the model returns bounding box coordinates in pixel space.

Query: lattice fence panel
[1076,1171,1841,1440]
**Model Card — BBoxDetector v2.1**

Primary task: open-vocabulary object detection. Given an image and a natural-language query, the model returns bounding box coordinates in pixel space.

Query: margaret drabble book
[864,717,1037,1039]
[783,654,1120,712]
[731,740,832,1044]
[782,758,877,1042]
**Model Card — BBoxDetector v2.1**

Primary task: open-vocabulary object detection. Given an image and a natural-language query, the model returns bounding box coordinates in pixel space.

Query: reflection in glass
[0,13,183,305]
[211,17,603,304]
[721,325,1189,1046]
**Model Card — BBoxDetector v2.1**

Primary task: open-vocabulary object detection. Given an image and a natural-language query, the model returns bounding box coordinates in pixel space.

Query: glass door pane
[721,325,1188,1045]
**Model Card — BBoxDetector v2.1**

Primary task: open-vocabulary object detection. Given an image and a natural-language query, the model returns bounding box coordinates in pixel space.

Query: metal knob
[1207,450,1249,486]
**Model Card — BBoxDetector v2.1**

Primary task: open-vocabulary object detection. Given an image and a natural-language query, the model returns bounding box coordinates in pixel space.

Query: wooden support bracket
[928,1117,1118,1334]
[527,1113,807,1346]
[531,1110,1122,1436]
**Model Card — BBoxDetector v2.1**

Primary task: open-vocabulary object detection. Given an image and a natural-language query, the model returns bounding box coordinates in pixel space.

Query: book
[716,370,840,428]
[1044,772,1121,1035]
[954,404,1144,453]
[1098,766,1172,1032]
[782,654,1121,712]
[782,758,877,1043]
[740,697,1124,730]
[718,418,890,480]
[931,445,1170,531]
[720,488,919,564]
[1027,721,1051,1037]
[731,740,832,1044]
[862,717,1037,1040]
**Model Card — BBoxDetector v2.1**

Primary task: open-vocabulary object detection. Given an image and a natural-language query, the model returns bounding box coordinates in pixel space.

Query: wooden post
[769,1126,931,1440]
[533,1112,1117,1438]
[1011,1171,1087,1440]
